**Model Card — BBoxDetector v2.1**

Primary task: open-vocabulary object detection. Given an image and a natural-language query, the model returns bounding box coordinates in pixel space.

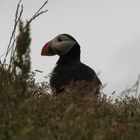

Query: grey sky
[0,0,140,94]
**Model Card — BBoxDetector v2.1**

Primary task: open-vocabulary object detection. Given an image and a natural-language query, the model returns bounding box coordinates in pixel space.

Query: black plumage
[41,34,101,93]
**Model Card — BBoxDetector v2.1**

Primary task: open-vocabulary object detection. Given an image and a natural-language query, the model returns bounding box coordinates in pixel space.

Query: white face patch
[51,35,76,55]
[58,34,71,41]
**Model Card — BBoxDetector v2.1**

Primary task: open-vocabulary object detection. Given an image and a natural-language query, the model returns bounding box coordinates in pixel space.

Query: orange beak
[41,42,54,56]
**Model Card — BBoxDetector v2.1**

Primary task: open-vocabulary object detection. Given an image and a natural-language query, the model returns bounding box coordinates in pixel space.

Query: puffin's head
[41,34,77,56]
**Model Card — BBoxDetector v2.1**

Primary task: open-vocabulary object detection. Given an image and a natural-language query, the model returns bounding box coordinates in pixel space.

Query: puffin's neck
[56,44,81,66]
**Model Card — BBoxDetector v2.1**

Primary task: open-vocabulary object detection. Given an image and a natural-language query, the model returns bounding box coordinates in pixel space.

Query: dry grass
[0,1,140,140]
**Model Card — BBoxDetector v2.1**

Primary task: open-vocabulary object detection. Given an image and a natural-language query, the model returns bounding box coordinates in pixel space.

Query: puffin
[41,34,102,94]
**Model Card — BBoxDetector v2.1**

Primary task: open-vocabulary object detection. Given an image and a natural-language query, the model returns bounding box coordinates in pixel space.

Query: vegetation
[0,1,140,140]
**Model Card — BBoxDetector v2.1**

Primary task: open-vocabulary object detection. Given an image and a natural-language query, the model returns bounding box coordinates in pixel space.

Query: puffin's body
[41,34,101,93]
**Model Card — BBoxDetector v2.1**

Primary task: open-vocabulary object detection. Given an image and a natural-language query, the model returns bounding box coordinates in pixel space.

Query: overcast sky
[1,0,140,95]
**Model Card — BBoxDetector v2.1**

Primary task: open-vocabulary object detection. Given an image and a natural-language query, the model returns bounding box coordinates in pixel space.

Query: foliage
[0,1,140,140]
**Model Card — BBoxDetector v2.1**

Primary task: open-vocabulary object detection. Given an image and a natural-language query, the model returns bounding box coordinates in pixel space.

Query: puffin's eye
[58,37,61,42]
